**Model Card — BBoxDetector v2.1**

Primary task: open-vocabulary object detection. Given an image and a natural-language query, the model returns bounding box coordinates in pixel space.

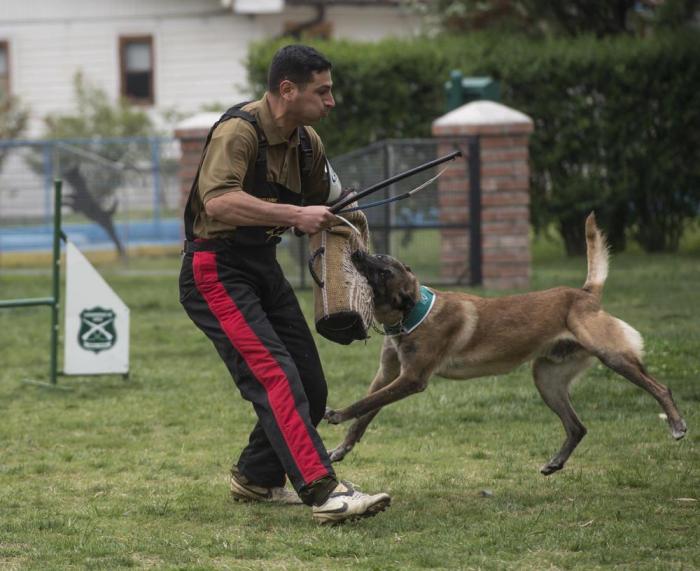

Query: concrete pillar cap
[175,112,222,132]
[433,100,533,128]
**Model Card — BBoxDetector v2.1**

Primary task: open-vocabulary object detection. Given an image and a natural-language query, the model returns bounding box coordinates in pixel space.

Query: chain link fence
[309,138,471,286]
[0,137,180,265]
[1,136,474,287]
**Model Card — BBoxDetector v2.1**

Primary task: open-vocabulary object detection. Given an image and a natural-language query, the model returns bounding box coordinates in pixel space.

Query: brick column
[173,112,221,209]
[432,101,534,290]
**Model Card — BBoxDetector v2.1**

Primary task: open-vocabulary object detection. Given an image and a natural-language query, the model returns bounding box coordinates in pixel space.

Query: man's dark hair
[268,45,332,93]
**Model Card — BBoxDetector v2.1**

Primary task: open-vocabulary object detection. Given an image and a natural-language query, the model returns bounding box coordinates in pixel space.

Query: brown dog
[325,213,687,475]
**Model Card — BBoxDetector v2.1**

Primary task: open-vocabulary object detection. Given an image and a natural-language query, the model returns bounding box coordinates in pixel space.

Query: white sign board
[63,241,130,375]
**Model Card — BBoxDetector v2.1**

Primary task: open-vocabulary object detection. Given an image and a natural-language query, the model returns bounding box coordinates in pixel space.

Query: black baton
[329,150,462,214]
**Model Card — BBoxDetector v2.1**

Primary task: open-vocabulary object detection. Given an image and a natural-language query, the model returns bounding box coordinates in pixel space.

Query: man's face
[286,70,335,124]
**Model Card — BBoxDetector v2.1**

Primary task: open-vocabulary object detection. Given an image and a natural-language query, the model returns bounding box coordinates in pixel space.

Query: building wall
[0,0,421,136]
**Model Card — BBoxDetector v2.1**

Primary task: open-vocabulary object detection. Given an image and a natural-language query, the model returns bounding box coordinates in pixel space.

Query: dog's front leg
[329,410,382,462]
[328,342,401,462]
[325,372,428,424]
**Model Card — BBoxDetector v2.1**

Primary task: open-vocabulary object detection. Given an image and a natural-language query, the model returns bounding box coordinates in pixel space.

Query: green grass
[0,237,698,570]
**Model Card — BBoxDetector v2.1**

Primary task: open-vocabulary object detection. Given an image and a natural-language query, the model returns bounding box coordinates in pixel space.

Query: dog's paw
[328,444,351,463]
[671,419,688,440]
[324,408,344,425]
[540,462,563,476]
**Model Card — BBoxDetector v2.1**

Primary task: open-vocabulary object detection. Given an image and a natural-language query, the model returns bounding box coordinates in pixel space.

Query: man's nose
[325,93,335,108]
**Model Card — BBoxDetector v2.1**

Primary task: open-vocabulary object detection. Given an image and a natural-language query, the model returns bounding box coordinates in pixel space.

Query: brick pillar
[432,101,534,290]
[173,112,221,210]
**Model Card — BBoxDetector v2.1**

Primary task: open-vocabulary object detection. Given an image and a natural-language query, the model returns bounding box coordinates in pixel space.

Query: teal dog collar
[384,286,436,336]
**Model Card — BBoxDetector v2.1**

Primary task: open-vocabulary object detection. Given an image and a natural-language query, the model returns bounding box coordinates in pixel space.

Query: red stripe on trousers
[193,251,329,485]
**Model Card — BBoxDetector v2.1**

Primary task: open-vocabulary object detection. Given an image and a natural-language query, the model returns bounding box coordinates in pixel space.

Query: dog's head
[351,250,420,325]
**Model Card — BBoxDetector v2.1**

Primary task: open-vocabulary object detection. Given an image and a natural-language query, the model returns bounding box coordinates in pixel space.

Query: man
[179,44,390,524]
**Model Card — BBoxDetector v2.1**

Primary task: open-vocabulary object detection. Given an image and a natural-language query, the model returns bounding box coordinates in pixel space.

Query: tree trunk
[62,166,125,258]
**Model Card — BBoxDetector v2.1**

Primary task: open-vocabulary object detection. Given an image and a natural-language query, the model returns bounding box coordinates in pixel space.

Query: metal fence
[1,136,479,288]
[0,136,180,258]
[292,137,479,288]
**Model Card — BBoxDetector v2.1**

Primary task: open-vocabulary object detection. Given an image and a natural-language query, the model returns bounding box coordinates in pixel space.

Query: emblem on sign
[78,307,117,353]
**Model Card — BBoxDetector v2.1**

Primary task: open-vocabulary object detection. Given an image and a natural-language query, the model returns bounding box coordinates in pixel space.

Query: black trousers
[179,243,336,503]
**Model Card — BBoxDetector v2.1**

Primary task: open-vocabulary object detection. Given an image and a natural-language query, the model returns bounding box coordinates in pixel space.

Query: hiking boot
[312,481,391,524]
[230,472,303,505]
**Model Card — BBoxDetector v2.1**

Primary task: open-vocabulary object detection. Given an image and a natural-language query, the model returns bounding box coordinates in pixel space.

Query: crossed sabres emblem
[78,307,117,353]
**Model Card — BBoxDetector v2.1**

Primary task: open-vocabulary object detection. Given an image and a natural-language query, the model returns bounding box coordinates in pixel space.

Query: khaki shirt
[192,94,329,238]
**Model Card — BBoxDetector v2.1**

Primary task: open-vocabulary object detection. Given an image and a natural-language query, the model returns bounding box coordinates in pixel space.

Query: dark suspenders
[183,101,314,241]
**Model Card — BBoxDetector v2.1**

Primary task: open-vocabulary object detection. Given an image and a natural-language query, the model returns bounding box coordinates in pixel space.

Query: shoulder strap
[224,104,268,191]
[297,126,314,206]
[183,101,267,240]
[298,126,313,181]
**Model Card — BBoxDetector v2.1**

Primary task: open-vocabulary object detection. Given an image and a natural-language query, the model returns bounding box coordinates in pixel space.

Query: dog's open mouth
[351,249,371,274]
[350,249,366,264]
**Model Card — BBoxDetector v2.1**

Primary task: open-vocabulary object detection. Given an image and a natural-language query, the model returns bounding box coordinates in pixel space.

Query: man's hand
[293,205,338,235]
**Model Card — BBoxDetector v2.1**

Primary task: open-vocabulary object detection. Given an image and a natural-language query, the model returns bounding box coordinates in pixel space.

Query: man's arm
[205,191,337,235]
[200,118,336,235]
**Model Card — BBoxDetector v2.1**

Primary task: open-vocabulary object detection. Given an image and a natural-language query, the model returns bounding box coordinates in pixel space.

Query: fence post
[150,137,162,227]
[0,180,63,385]
[432,100,534,290]
[382,143,392,254]
[43,143,55,225]
[467,136,482,286]
[49,179,63,384]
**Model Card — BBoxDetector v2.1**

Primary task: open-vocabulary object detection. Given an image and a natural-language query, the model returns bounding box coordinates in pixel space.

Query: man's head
[268,44,334,124]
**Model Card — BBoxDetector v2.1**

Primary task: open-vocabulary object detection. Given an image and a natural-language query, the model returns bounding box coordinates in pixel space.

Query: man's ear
[279,79,297,100]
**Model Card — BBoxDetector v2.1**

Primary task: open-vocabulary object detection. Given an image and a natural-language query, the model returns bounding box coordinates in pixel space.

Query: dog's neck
[382,287,435,335]
[373,280,420,327]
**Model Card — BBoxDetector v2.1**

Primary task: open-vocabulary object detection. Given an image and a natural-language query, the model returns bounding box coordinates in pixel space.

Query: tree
[408,0,699,37]
[0,94,29,170]
[31,73,155,257]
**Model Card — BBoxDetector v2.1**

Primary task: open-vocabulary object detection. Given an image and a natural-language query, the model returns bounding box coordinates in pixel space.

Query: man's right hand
[294,205,338,235]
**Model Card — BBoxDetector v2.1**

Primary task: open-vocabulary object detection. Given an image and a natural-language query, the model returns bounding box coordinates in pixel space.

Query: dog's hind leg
[569,313,687,440]
[533,352,595,475]
[328,345,401,463]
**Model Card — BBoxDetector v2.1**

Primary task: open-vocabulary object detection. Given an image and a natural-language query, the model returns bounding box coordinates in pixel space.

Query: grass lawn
[0,234,698,570]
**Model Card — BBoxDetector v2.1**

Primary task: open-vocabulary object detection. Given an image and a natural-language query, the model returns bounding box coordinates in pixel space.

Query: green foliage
[497,33,700,253]
[34,72,156,205]
[247,38,453,156]
[248,33,700,253]
[0,93,28,169]
[28,73,160,256]
[408,0,700,37]
[45,72,154,140]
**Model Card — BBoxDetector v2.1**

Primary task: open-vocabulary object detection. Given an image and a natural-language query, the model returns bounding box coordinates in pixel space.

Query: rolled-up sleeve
[198,119,258,204]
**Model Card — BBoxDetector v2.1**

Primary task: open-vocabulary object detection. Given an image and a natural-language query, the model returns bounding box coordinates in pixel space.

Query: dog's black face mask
[351,250,419,323]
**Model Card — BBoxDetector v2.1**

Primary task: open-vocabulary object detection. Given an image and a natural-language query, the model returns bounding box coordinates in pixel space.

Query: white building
[0,0,421,136]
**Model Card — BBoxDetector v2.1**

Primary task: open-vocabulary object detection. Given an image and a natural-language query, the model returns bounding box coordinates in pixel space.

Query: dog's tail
[582,212,609,298]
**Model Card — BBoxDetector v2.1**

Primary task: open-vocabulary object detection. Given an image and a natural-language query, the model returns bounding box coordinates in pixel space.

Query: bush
[247,33,700,254]
[496,33,700,254]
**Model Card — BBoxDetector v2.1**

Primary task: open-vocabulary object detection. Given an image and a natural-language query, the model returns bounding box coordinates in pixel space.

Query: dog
[324,213,687,475]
